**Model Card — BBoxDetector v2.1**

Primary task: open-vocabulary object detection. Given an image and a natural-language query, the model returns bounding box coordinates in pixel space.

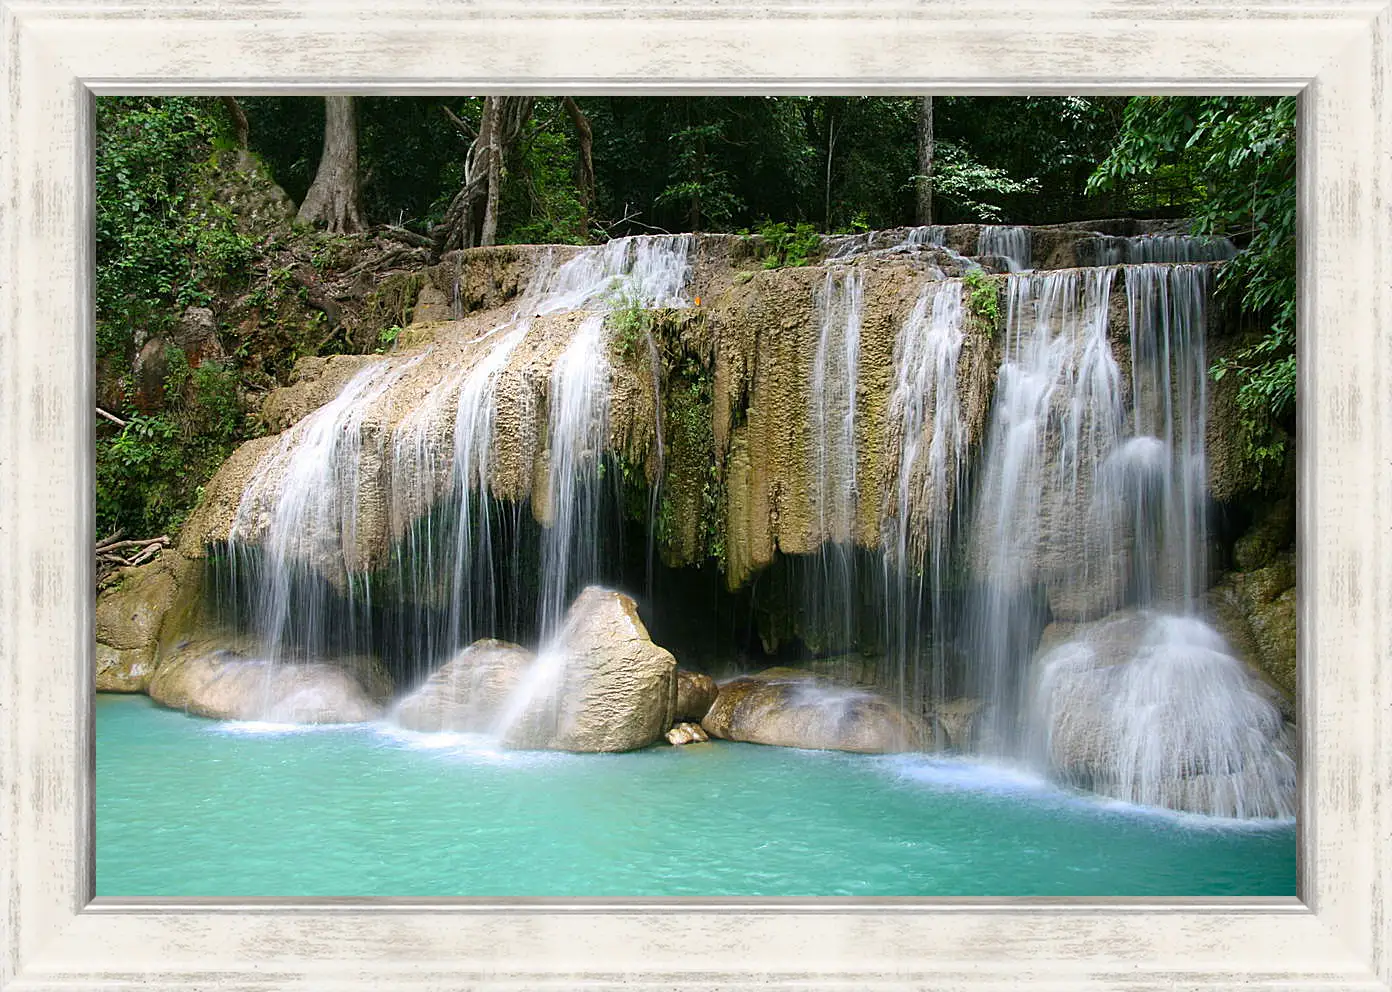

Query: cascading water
[903,226,947,248]
[213,219,1291,817]
[229,354,425,673]
[881,279,968,723]
[1085,234,1237,266]
[950,258,1293,817]
[966,267,1121,752]
[804,266,865,666]
[227,234,693,721]
[977,226,1032,272]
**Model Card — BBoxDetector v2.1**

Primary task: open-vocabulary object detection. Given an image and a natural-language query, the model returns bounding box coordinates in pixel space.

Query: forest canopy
[93,94,1296,542]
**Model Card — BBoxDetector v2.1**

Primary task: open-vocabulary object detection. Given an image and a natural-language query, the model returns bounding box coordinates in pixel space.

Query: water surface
[97,694,1296,897]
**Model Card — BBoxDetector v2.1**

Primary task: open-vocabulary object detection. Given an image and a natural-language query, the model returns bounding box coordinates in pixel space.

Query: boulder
[391,639,534,732]
[498,586,678,752]
[665,721,710,745]
[96,643,155,693]
[148,638,392,723]
[95,551,201,694]
[701,668,934,754]
[1030,609,1296,818]
[674,669,719,722]
[96,560,180,651]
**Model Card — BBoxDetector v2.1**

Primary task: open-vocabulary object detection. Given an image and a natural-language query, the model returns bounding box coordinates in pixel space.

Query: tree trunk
[915,96,934,225]
[481,97,503,247]
[824,106,838,230]
[562,97,595,228]
[296,96,365,234]
[221,96,249,149]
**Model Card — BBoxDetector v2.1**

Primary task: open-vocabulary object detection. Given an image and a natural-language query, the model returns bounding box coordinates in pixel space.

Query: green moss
[963,268,1001,332]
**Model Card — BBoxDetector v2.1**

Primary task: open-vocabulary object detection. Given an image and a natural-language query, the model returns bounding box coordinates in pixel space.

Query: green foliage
[757,221,822,269]
[499,102,590,245]
[376,325,403,353]
[96,353,245,538]
[1090,96,1296,483]
[962,268,1001,330]
[922,142,1041,223]
[96,97,253,361]
[606,294,654,362]
[656,121,743,231]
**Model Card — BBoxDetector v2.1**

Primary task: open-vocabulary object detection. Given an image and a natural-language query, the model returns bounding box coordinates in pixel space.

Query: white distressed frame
[1,0,1388,988]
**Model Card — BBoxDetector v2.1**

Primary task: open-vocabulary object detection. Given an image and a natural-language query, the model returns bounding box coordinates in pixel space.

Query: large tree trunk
[297,96,365,234]
[562,97,595,228]
[480,98,504,247]
[915,96,934,226]
[221,96,249,150]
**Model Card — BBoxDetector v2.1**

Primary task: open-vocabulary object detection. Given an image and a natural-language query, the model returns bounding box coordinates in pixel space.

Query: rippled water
[96,694,1296,897]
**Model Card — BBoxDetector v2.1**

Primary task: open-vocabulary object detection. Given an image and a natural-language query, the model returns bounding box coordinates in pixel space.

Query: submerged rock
[391,639,535,732]
[665,721,709,745]
[674,669,719,722]
[701,668,933,754]
[148,639,392,723]
[1030,609,1295,818]
[500,587,678,752]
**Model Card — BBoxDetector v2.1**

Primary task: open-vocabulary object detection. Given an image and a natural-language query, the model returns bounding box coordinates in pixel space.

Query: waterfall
[537,313,611,637]
[229,354,424,668]
[1084,234,1237,266]
[903,226,947,248]
[227,235,693,694]
[803,266,865,663]
[881,279,968,721]
[966,267,1121,752]
[977,226,1032,272]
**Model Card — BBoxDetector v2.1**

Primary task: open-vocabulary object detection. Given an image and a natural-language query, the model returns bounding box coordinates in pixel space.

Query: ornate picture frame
[2,1,1388,987]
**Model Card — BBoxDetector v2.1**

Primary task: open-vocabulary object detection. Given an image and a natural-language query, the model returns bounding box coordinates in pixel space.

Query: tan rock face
[391,639,535,733]
[96,550,204,694]
[674,669,719,722]
[96,644,156,693]
[701,668,933,754]
[1206,553,1296,705]
[148,639,392,723]
[96,561,180,651]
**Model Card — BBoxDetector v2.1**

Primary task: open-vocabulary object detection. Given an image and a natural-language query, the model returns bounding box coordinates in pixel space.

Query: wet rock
[665,721,709,745]
[933,697,985,751]
[1205,553,1296,706]
[501,587,678,753]
[96,551,204,694]
[148,638,392,723]
[96,643,155,693]
[96,560,179,652]
[674,669,719,722]
[701,668,934,754]
[391,639,534,732]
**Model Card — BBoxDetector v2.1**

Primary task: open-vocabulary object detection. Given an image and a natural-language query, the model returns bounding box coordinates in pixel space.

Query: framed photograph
[2,0,1389,988]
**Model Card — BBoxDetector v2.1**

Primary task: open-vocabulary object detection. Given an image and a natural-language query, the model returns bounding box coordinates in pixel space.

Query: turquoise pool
[96,694,1296,897]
